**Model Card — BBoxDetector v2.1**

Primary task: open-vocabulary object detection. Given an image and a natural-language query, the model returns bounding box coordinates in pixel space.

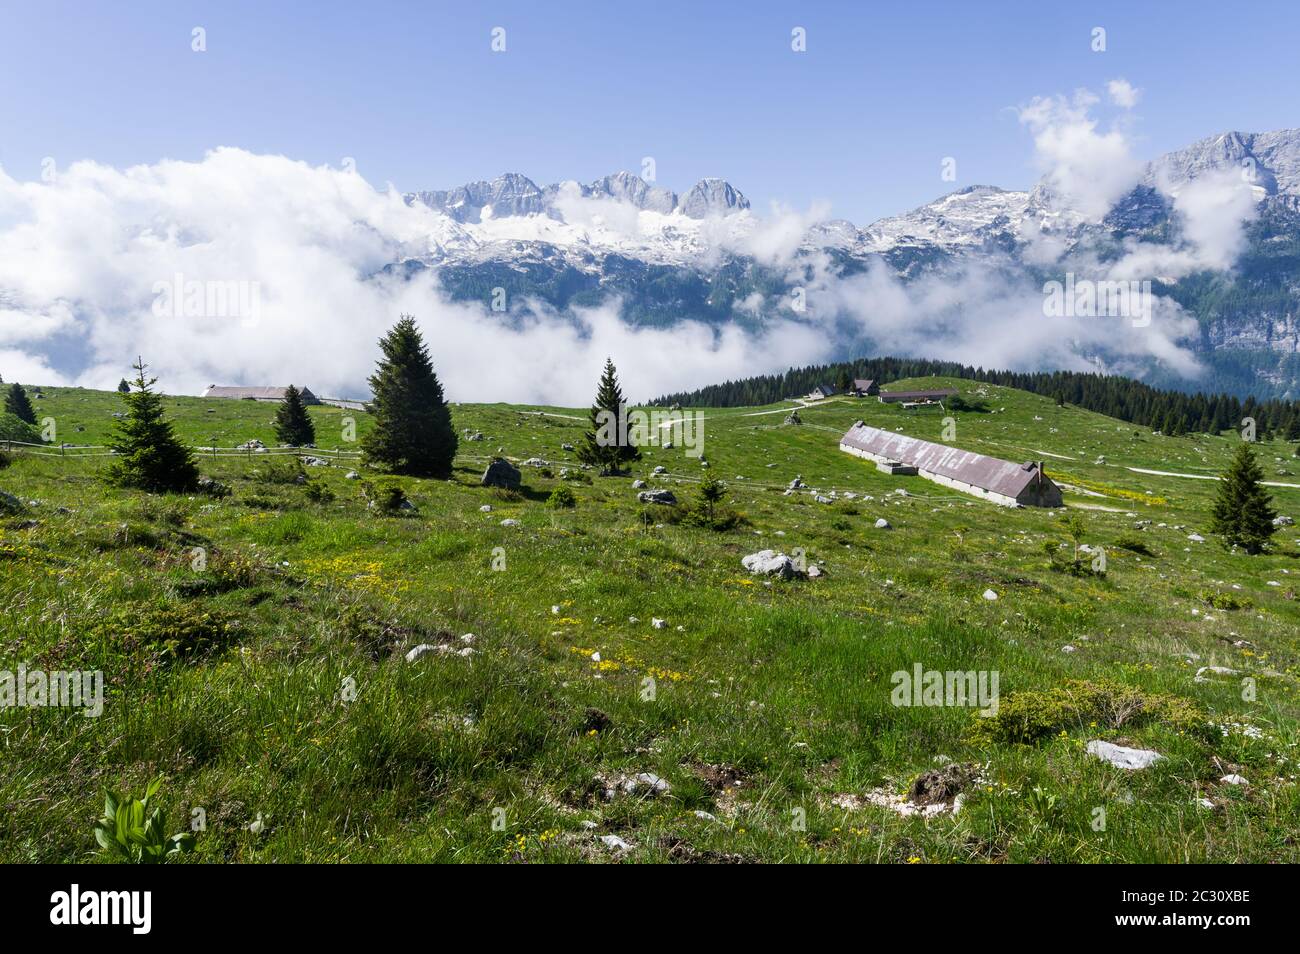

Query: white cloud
[0,134,1226,404]
[1018,89,1143,221]
[0,150,832,403]
[1106,78,1140,109]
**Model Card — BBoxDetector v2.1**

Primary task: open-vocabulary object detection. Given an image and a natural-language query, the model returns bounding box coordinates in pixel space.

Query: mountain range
[393,129,1300,400]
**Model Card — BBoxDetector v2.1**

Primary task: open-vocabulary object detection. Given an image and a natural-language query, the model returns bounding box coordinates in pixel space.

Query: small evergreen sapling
[104,359,200,493]
[1210,441,1278,554]
[361,316,457,478]
[577,358,641,476]
[274,384,316,447]
[4,382,36,425]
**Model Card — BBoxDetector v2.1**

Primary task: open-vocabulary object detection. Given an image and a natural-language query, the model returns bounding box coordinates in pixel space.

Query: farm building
[203,385,320,405]
[877,388,958,405]
[851,378,879,396]
[806,383,836,400]
[839,422,1063,507]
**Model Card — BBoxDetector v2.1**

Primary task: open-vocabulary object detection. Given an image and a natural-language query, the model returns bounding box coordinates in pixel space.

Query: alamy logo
[1042,274,1152,327]
[595,403,705,458]
[0,666,103,717]
[891,664,999,717]
[50,885,151,934]
[152,272,261,326]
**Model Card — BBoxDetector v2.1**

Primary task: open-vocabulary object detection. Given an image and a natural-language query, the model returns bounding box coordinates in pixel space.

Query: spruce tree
[104,359,200,493]
[1210,441,1278,554]
[360,315,457,478]
[4,383,36,425]
[117,379,131,394]
[274,384,316,447]
[577,358,641,475]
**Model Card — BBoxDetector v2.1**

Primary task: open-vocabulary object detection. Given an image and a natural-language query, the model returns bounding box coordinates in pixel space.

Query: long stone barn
[839,422,1064,507]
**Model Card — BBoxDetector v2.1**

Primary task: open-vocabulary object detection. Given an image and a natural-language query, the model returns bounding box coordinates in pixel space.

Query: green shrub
[91,604,238,663]
[1113,534,1155,556]
[251,456,306,485]
[547,486,577,509]
[970,679,1207,745]
[0,411,41,445]
[1199,589,1251,610]
[305,480,335,504]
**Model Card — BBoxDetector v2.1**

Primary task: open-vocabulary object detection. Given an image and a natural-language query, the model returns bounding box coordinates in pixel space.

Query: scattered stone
[637,489,677,505]
[561,442,575,451]
[741,549,804,580]
[807,565,824,579]
[874,518,891,529]
[405,644,440,663]
[481,457,522,490]
[787,476,804,490]
[480,504,492,512]
[520,457,549,468]
[300,456,329,467]
[784,411,802,425]
[1194,665,1241,683]
[1086,740,1164,770]
[693,810,719,823]
[632,479,646,489]
[652,465,666,475]
[599,834,631,853]
[982,589,998,601]
[344,471,359,479]
[1274,515,1294,527]
[651,617,666,629]
[1220,774,1248,786]
[500,518,520,527]
[464,431,484,441]
[1187,533,1205,542]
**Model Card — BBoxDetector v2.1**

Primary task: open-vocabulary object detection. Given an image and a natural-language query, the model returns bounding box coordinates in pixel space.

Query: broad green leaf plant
[94,776,195,863]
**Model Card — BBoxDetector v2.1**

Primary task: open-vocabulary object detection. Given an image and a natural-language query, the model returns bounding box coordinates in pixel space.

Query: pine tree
[117,379,131,394]
[274,384,316,447]
[4,383,36,425]
[577,358,641,475]
[1210,442,1278,554]
[104,359,200,493]
[360,315,457,478]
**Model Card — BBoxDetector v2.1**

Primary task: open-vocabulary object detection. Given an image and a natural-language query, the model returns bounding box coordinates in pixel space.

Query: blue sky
[2,0,1298,223]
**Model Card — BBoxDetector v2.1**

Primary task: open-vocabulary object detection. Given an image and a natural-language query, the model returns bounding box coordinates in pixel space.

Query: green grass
[1,378,1298,863]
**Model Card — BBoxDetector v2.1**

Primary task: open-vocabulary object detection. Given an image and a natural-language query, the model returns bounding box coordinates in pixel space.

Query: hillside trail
[1127,466,1300,489]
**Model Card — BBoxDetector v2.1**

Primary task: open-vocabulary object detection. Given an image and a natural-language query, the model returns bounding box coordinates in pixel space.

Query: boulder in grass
[741,549,804,580]
[481,457,521,490]
[1086,740,1164,770]
[637,489,677,505]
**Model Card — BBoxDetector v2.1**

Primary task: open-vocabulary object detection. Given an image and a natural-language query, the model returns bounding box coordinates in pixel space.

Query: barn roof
[853,378,875,389]
[878,388,957,402]
[203,385,317,402]
[840,422,1049,499]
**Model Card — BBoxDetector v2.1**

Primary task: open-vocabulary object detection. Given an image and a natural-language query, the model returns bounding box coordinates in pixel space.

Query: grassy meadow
[1,377,1298,863]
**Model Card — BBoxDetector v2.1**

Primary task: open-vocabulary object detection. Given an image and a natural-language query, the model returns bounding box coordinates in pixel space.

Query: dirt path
[1127,466,1300,490]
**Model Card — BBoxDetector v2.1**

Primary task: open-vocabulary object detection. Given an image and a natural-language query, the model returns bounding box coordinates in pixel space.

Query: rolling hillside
[2,378,1298,862]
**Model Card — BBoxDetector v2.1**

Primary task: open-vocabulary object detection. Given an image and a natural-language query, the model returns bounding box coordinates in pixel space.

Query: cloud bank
[0,84,1263,404]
